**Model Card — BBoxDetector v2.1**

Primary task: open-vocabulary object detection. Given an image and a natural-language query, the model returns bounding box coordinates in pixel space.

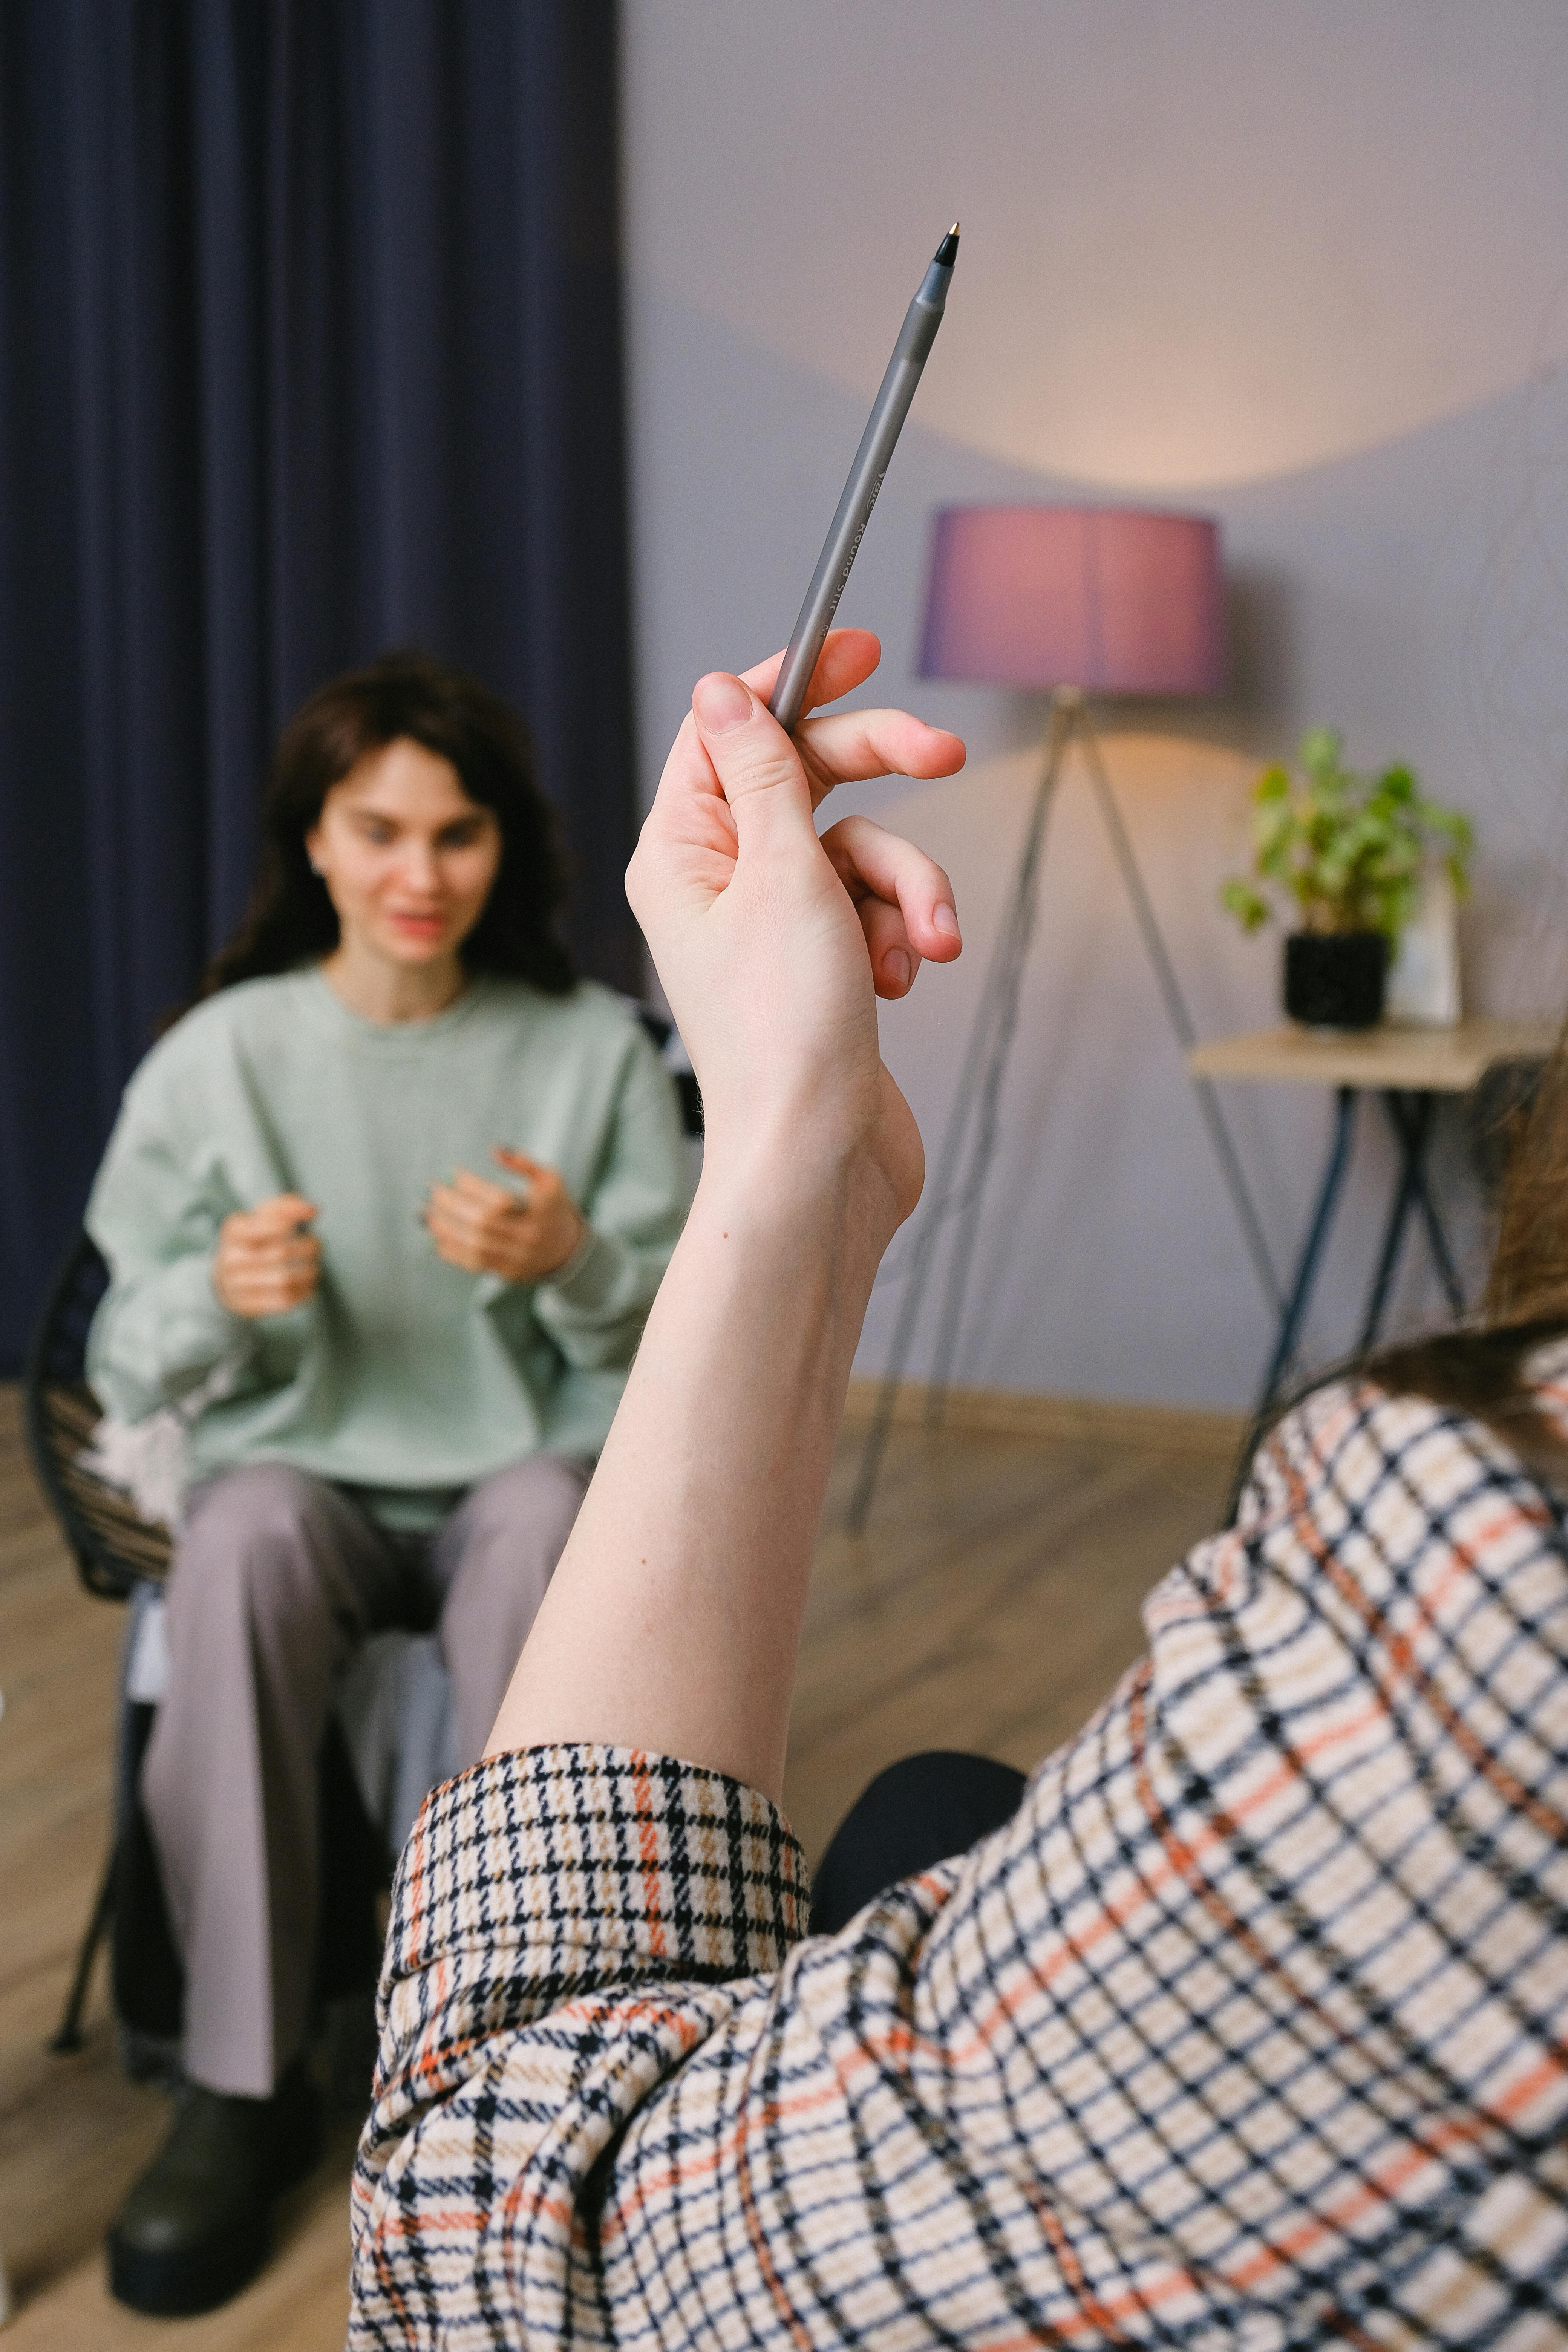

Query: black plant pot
[1283,930,1386,1029]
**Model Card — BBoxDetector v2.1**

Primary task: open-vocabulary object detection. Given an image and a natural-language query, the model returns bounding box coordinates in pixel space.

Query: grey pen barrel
[769,234,956,732]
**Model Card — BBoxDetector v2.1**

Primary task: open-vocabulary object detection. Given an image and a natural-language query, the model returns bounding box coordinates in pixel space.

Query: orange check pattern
[349,1376,1568,2346]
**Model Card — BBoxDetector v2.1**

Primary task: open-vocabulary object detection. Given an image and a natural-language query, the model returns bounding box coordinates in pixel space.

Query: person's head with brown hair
[1484,1036,1568,1331]
[1294,1026,1568,1491]
[203,649,575,1000]
[1227,1027,1568,1514]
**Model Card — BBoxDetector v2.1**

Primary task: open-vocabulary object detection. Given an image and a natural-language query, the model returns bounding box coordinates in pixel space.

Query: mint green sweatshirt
[85,971,690,1523]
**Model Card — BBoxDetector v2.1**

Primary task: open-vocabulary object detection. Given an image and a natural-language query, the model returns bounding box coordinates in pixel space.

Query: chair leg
[49,1838,117,2054]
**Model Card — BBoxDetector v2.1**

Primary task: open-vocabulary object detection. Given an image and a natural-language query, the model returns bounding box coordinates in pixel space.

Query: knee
[175,1464,340,1612]
[459,1455,591,1547]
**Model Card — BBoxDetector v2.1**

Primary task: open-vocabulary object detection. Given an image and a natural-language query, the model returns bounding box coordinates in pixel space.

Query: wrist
[691,1130,899,1303]
[698,1092,915,1258]
[541,1211,594,1284]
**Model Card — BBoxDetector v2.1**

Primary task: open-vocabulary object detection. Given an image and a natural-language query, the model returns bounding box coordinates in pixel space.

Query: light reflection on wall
[625,0,1568,496]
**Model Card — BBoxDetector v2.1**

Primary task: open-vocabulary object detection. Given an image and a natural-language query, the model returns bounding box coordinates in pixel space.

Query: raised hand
[489,637,966,1792]
[213,1193,320,1319]
[424,1150,586,1283]
[625,628,964,1228]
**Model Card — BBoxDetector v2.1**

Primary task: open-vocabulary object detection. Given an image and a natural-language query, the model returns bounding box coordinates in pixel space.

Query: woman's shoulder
[125,973,308,1094]
[1239,1367,1559,1551]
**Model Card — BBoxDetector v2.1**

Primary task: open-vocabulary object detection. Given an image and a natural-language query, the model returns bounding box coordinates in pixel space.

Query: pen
[769,224,960,733]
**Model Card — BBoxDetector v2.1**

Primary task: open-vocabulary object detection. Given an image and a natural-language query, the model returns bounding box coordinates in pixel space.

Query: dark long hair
[1237,1026,1568,1504]
[201,649,576,1000]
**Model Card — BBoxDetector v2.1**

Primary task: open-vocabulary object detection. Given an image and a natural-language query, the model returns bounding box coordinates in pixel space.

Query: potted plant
[1221,729,1473,1029]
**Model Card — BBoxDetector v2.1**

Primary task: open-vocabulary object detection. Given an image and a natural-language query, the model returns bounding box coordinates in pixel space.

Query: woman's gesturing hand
[625,629,963,1229]
[212,1193,320,1318]
[425,1150,586,1284]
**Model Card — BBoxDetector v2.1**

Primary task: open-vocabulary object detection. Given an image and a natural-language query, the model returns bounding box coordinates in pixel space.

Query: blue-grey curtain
[0,0,637,1370]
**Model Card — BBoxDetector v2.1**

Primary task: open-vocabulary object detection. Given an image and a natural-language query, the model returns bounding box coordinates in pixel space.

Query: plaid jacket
[348,1374,1568,2346]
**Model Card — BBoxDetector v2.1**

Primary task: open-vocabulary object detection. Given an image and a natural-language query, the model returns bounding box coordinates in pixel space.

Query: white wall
[619,0,1568,1409]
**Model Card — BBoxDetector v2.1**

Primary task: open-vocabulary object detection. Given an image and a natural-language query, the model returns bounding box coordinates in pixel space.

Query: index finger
[795,705,966,802]
[447,1167,520,1210]
[738,629,882,720]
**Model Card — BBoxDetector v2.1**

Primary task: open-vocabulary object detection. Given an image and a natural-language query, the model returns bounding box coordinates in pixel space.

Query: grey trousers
[141,1453,592,2098]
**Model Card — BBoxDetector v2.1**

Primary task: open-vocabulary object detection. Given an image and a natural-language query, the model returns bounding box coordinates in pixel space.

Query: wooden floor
[0,1384,1236,2347]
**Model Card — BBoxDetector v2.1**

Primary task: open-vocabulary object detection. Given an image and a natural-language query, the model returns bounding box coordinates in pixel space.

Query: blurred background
[6,2,1565,1408]
[621,0,1568,1409]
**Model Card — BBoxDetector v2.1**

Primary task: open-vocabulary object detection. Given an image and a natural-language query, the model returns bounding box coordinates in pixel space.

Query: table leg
[1357,1092,1430,1351]
[1359,1093,1465,1351]
[1257,1086,1357,1412]
[1387,1092,1465,1317]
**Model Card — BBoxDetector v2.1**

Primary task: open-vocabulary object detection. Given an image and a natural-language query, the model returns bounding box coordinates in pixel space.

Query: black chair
[24,1233,172,1600]
[23,1233,383,2067]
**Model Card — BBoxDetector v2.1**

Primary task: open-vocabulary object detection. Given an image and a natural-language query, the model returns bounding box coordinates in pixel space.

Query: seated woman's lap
[161,1454,591,1770]
[429,1453,593,1764]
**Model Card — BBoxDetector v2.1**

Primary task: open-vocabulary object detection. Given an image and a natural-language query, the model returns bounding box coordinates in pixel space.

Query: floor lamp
[847,505,1282,1532]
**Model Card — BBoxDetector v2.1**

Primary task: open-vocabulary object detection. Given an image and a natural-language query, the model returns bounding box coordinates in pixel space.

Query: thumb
[691,672,815,848]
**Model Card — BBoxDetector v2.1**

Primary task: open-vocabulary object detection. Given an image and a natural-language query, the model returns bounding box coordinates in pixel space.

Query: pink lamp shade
[919,505,1226,695]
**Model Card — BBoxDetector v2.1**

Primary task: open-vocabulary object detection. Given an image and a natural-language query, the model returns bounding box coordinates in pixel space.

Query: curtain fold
[0,0,637,1370]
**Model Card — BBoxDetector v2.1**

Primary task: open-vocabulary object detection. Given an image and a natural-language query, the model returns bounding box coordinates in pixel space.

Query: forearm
[487,1129,896,1798]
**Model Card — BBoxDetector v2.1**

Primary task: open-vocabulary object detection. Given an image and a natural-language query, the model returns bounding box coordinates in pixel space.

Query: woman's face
[305,738,503,973]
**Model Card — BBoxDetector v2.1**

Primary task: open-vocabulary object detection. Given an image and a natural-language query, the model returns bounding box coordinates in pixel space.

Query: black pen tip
[935,222,959,268]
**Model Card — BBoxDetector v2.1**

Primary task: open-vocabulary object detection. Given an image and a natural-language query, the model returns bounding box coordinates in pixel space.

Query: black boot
[107,2058,322,2316]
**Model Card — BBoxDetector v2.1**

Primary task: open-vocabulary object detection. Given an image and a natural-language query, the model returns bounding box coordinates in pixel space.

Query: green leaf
[1299,725,1341,777]
[1234,731,1474,936]
[1220,878,1271,933]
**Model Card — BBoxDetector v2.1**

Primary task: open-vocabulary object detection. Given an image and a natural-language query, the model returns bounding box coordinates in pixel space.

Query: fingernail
[886,949,911,990]
[692,672,753,733]
[932,902,961,940]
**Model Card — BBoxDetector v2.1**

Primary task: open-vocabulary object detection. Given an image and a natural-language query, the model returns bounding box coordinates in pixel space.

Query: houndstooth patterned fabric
[349,1374,1568,2346]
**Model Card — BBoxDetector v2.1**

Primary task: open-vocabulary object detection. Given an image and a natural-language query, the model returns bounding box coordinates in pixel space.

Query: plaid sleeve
[348,1746,808,2344]
[350,1381,1568,2348]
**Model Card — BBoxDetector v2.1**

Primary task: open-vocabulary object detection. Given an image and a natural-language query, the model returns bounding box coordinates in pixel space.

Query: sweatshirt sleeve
[528,1022,689,1372]
[84,1061,250,1421]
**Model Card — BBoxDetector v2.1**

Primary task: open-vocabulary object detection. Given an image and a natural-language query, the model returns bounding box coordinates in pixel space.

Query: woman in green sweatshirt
[84,649,689,2317]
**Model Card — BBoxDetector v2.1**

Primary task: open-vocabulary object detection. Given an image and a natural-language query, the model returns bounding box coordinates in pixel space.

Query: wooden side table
[1187,1017,1558,1409]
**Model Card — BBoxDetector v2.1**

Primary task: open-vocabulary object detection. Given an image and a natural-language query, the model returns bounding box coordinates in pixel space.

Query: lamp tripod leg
[843,931,1007,1534]
[844,705,1070,1531]
[923,791,1052,1424]
[1078,720,1283,1318]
